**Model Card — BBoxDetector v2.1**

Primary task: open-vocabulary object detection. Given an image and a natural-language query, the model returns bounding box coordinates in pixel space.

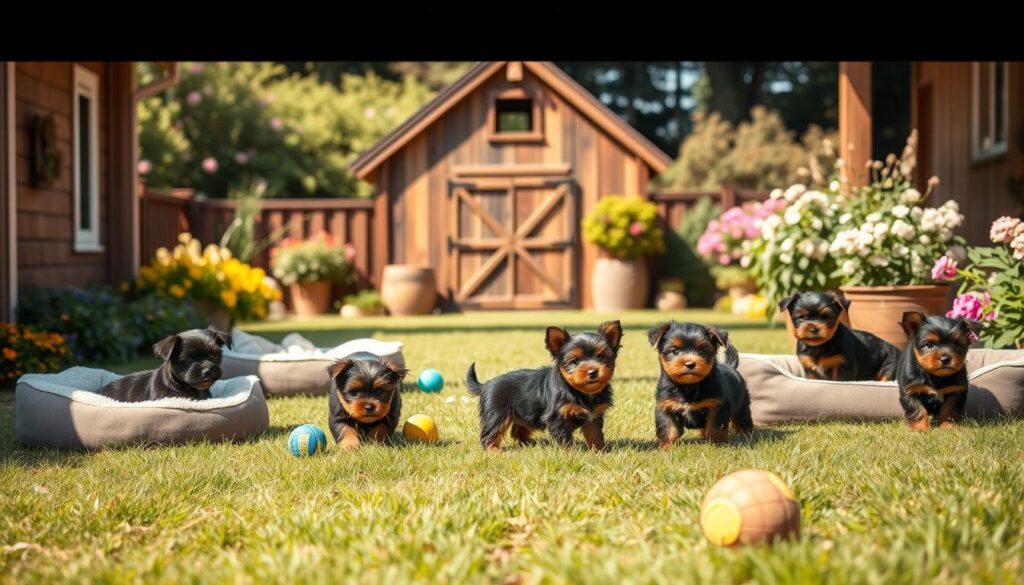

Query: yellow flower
[189,266,204,280]
[182,279,193,290]
[178,232,193,245]
[139,266,156,282]
[169,284,186,298]
[220,290,238,309]
[118,281,130,293]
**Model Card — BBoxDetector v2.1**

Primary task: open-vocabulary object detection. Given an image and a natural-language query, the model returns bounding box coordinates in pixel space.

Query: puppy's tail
[465,362,483,396]
[718,343,741,369]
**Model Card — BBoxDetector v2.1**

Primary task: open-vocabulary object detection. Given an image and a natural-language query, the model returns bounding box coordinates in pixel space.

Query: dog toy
[403,414,439,442]
[700,469,800,546]
[417,369,444,393]
[288,424,327,457]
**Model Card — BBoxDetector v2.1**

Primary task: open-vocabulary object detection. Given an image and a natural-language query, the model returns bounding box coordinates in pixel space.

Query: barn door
[448,175,576,310]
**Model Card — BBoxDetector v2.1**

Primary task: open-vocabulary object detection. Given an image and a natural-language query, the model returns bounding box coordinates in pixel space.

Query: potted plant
[828,132,965,349]
[270,232,355,317]
[947,216,1024,348]
[339,289,386,319]
[581,195,664,311]
[699,199,786,300]
[380,265,437,316]
[655,278,687,311]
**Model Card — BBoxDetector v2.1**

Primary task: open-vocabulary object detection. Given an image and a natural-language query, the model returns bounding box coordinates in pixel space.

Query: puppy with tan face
[647,321,752,448]
[897,311,983,431]
[327,352,408,450]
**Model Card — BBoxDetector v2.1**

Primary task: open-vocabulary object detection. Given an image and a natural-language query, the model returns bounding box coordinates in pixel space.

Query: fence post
[721,185,737,210]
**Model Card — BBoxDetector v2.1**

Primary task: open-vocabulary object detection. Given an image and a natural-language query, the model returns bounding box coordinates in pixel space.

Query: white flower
[841,259,857,275]
[815,241,830,261]
[874,222,890,238]
[866,212,883,223]
[770,188,784,200]
[781,238,795,252]
[760,215,782,239]
[868,255,889,267]
[829,180,841,192]
[910,207,923,220]
[893,244,909,258]
[920,234,931,245]
[911,251,925,275]
[798,239,816,256]
[783,184,807,201]
[892,205,910,218]
[891,219,916,240]
[839,213,853,224]
[939,228,953,242]
[811,217,823,231]
[784,208,802,225]
[902,188,921,204]
[779,252,793,265]
[740,255,751,268]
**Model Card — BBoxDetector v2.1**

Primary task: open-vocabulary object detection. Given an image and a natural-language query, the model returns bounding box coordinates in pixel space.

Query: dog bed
[15,368,269,450]
[738,349,1024,425]
[220,330,405,398]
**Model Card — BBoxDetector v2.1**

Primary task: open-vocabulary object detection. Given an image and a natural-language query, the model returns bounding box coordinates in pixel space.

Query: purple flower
[270,117,284,131]
[201,157,218,174]
[931,256,958,281]
[629,222,644,237]
[137,159,152,175]
[186,91,202,106]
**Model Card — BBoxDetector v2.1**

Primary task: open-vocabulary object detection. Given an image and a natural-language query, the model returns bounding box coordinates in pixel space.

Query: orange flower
[2,348,16,360]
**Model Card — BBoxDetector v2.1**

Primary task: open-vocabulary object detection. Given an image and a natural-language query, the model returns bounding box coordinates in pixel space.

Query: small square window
[972,61,1009,161]
[495,99,534,133]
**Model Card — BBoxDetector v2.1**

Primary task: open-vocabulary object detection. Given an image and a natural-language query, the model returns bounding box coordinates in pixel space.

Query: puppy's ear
[545,327,571,358]
[778,293,800,313]
[647,322,671,347]
[707,326,729,349]
[326,358,355,381]
[829,292,852,314]
[153,335,180,360]
[962,319,985,338]
[900,311,927,338]
[206,325,233,349]
[382,359,409,381]
[598,320,623,351]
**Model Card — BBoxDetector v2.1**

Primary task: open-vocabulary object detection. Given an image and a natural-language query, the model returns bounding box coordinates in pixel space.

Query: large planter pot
[289,281,333,317]
[839,284,951,350]
[340,304,385,319]
[193,300,233,332]
[380,265,436,316]
[592,257,648,312]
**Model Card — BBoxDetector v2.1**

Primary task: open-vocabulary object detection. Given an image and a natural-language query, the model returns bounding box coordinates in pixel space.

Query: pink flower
[989,216,1023,244]
[947,291,997,322]
[202,85,214,97]
[270,117,284,131]
[259,94,275,108]
[234,152,249,164]
[344,243,356,263]
[931,256,958,281]
[1011,233,1024,261]
[137,159,152,175]
[188,63,205,75]
[201,157,218,174]
[364,107,377,119]
[186,91,202,106]
[718,254,731,266]
[629,222,644,237]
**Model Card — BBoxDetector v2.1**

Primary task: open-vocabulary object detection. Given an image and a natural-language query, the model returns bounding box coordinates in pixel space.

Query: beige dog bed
[220,330,405,398]
[738,349,1024,425]
[16,367,269,450]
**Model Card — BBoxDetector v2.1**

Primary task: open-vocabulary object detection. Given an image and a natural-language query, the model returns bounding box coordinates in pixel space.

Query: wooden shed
[350,61,672,311]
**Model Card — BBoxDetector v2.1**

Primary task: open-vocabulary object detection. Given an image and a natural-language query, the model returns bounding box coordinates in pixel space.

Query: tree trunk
[705,62,766,125]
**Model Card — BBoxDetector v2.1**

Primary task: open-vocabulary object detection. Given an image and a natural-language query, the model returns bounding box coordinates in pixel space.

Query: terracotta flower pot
[289,281,333,317]
[340,304,385,319]
[839,284,951,350]
[592,257,648,312]
[193,300,233,332]
[656,290,687,311]
[380,265,436,316]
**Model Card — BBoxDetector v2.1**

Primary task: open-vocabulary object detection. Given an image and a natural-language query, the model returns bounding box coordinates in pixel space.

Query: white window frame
[971,61,1009,162]
[73,64,102,252]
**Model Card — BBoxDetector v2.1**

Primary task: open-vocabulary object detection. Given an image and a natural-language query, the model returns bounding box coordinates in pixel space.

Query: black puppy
[648,321,753,448]
[779,291,900,381]
[897,311,982,431]
[327,352,408,450]
[98,325,232,402]
[465,321,623,452]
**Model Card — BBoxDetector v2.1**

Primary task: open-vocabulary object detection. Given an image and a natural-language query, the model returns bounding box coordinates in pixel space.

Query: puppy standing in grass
[98,326,232,402]
[648,321,753,448]
[778,291,900,381]
[465,321,623,452]
[897,311,982,431]
[327,352,408,450]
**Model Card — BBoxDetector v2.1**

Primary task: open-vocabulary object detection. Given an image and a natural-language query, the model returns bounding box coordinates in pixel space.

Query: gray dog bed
[15,367,269,450]
[738,349,1024,425]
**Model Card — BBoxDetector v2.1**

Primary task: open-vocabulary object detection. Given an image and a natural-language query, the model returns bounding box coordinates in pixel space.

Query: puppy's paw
[338,435,361,451]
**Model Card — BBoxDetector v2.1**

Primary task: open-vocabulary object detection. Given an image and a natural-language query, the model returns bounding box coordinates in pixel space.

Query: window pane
[78,94,91,230]
[978,63,992,150]
[496,99,533,133]
[995,62,1006,144]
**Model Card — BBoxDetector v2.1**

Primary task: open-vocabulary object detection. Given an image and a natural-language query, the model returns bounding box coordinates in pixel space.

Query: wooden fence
[650,187,770,230]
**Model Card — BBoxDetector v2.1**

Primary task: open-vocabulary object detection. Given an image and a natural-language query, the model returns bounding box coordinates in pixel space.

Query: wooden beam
[839,62,873,186]
[0,62,10,321]
[107,62,138,282]
[506,61,523,82]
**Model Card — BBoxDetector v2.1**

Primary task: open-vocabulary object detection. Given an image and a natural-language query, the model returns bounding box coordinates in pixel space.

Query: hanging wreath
[30,113,61,186]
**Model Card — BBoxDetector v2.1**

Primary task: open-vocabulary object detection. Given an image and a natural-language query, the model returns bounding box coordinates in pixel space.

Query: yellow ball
[403,414,439,443]
[700,469,800,546]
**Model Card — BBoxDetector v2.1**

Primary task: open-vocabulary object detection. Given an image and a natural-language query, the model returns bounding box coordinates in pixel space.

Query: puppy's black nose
[587,369,599,380]
[939,355,952,366]
[363,403,376,413]
[684,361,696,370]
[807,326,819,335]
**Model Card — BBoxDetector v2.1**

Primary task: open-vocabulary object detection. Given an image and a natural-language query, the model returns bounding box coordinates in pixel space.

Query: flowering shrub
[132,233,280,323]
[1,324,68,388]
[697,199,786,267]
[829,134,965,287]
[581,196,664,260]
[271,232,356,286]
[950,216,1024,348]
[743,182,844,310]
[18,287,142,363]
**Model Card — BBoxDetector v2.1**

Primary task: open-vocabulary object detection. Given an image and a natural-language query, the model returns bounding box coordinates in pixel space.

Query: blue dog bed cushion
[15,367,269,450]
[738,349,1024,425]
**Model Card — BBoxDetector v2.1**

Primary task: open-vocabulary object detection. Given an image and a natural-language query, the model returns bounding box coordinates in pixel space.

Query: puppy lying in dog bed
[738,348,1024,425]
[16,367,269,450]
[220,330,405,398]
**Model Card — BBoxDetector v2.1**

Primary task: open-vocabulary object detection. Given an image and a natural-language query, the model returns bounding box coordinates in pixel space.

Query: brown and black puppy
[648,321,753,448]
[327,352,408,450]
[779,291,900,381]
[465,321,622,452]
[98,325,232,402]
[897,311,982,431]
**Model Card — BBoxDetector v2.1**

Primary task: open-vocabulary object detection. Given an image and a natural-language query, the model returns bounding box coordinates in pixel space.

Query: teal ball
[417,369,445,393]
[288,424,327,457]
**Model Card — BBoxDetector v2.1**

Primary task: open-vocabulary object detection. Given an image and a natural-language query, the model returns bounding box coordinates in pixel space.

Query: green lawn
[2,310,1022,584]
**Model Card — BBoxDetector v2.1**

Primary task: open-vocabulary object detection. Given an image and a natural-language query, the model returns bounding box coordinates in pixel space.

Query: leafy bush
[342,289,384,311]
[271,232,356,286]
[1,324,69,387]
[654,106,838,191]
[125,294,207,350]
[660,197,719,307]
[218,178,292,264]
[18,287,141,363]
[581,196,664,260]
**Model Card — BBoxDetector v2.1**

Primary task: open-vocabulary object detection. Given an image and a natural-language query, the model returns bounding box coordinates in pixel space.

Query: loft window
[487,88,542,143]
[495,99,534,133]
[972,61,1008,161]
[73,65,102,252]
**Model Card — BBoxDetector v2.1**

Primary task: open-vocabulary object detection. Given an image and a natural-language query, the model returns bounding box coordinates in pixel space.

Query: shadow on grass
[0,445,88,470]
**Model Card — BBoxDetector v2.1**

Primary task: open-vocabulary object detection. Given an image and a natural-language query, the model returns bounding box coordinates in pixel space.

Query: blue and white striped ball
[288,424,327,457]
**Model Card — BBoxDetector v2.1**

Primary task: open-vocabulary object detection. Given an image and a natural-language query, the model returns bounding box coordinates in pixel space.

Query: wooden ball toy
[700,469,800,546]
[403,414,439,443]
